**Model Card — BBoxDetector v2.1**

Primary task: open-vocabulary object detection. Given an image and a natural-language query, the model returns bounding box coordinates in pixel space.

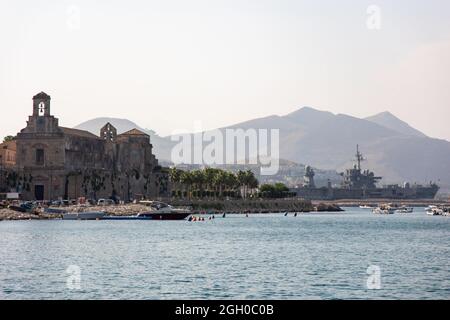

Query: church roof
[33,92,51,100]
[118,129,149,137]
[61,127,101,139]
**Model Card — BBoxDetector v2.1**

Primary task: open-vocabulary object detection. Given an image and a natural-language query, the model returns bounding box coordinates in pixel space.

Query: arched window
[38,102,45,116]
[36,149,45,165]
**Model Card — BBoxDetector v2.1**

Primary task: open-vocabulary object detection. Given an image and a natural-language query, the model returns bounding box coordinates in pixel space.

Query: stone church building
[13,92,168,201]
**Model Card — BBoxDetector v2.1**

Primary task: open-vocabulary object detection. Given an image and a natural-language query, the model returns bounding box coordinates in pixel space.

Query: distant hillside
[74,118,174,161]
[75,108,450,190]
[181,107,450,186]
[365,111,427,137]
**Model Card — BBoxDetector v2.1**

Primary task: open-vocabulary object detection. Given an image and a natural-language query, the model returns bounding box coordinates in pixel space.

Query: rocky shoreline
[0,208,56,221]
[0,200,344,221]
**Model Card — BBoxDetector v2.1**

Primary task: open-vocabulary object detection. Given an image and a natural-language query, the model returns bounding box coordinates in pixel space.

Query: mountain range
[75,108,450,187]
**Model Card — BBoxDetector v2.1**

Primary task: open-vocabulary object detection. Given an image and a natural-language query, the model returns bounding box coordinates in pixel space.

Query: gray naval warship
[292,145,439,200]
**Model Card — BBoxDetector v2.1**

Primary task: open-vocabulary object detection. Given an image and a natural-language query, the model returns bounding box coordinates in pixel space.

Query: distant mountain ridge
[74,108,450,188]
[365,111,427,138]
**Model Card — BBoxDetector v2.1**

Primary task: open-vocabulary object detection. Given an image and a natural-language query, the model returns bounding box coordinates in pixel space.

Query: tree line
[169,167,259,199]
[169,167,294,199]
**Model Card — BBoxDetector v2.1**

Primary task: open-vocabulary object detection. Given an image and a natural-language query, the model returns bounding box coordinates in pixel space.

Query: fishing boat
[62,212,106,220]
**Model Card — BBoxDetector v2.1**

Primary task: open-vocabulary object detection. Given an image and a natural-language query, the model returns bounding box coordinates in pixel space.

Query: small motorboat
[9,202,35,213]
[372,206,395,215]
[359,205,373,209]
[103,201,192,221]
[62,212,105,220]
[396,206,414,214]
[426,206,443,216]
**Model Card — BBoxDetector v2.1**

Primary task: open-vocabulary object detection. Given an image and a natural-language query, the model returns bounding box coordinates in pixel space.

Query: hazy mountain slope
[282,113,403,169]
[75,108,450,186]
[195,107,450,185]
[364,136,450,184]
[75,117,174,160]
[365,111,427,137]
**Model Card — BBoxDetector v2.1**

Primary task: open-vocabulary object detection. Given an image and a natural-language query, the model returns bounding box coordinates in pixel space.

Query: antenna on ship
[355,144,365,171]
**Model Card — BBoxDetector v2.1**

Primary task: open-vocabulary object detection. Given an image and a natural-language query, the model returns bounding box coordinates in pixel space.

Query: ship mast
[355,144,365,171]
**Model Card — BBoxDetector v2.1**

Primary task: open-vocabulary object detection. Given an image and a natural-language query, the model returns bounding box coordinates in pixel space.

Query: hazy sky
[1,0,449,140]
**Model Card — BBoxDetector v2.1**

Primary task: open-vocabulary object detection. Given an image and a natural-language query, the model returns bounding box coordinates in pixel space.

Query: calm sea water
[0,208,449,300]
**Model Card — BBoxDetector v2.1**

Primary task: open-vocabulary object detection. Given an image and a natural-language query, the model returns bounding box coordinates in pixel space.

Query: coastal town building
[4,92,169,201]
[0,140,16,168]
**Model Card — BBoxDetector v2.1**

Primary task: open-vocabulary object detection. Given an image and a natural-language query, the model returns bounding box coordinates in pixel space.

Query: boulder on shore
[0,208,55,221]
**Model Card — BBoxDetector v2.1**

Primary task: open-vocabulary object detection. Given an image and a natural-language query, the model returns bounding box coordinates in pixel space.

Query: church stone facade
[14,92,168,201]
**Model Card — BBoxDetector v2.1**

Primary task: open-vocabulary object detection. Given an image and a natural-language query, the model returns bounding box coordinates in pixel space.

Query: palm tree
[203,167,217,198]
[169,167,182,197]
[236,170,258,199]
[180,170,193,199]
[190,170,205,198]
[213,169,228,198]
[225,172,238,198]
[236,170,246,198]
[245,170,259,198]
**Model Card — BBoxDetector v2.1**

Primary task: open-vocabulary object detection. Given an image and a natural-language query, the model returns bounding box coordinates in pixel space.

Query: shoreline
[0,199,344,221]
[317,199,450,207]
[2,198,448,221]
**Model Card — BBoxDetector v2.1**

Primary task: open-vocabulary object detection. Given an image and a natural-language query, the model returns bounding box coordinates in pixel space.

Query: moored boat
[373,205,395,215]
[103,201,192,221]
[396,206,414,214]
[426,206,443,216]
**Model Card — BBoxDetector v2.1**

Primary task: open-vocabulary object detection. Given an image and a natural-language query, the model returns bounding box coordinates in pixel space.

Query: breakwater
[169,199,342,213]
[322,199,450,207]
[171,199,313,213]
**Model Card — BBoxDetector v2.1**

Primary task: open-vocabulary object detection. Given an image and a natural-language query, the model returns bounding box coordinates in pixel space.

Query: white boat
[373,206,396,215]
[396,206,414,214]
[359,205,373,209]
[62,212,105,220]
[426,207,443,216]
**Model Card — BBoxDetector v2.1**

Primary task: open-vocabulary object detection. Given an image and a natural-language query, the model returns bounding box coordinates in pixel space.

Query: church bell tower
[19,91,60,134]
[32,92,51,117]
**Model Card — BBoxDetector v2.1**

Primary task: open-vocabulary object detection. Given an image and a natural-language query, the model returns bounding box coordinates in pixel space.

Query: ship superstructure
[291,146,439,200]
